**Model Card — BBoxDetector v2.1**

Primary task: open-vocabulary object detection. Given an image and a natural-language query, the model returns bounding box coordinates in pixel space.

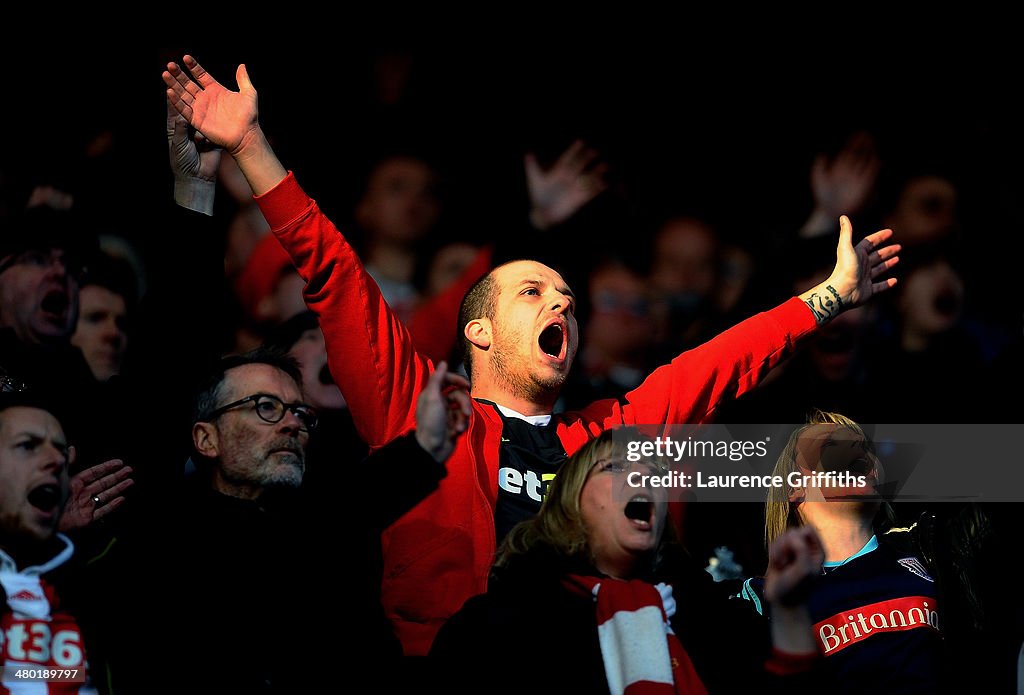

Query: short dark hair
[456,271,497,380]
[192,349,302,424]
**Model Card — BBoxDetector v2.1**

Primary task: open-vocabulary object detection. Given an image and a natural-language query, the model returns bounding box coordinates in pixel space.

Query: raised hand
[811,132,880,220]
[799,132,882,239]
[764,525,823,656]
[167,96,222,215]
[162,55,285,196]
[799,215,901,323]
[163,55,259,156]
[414,361,472,464]
[167,98,221,182]
[525,140,609,230]
[58,458,135,533]
[764,526,824,605]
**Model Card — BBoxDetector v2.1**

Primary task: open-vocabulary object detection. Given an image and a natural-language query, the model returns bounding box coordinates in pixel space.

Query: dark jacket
[889,505,1024,693]
[178,432,446,693]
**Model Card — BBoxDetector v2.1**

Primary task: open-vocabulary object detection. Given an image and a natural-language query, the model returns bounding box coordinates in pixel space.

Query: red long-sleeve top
[257,172,818,655]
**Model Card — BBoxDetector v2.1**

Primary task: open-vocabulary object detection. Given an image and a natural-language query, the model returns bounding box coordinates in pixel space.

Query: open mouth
[624,495,653,530]
[41,290,69,317]
[538,322,566,360]
[847,456,874,476]
[820,454,880,499]
[27,483,61,514]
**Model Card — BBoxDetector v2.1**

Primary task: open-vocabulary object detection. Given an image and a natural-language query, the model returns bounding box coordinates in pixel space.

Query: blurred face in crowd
[649,218,719,301]
[808,307,869,382]
[0,248,80,345]
[716,244,755,315]
[426,242,478,297]
[193,364,310,500]
[898,258,964,340]
[356,156,441,244]
[884,175,957,246]
[580,456,668,579]
[71,285,128,382]
[469,261,578,406]
[793,269,868,382]
[288,326,346,412]
[0,407,71,556]
[585,264,653,364]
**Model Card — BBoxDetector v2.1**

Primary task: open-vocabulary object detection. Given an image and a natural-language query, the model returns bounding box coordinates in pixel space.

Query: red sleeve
[408,246,494,364]
[255,172,430,448]
[614,297,817,425]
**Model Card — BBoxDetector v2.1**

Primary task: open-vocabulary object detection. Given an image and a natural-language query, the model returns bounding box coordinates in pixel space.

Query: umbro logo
[9,589,43,601]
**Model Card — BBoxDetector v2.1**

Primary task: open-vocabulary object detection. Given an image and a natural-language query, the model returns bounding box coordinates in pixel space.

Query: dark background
[6,31,1022,334]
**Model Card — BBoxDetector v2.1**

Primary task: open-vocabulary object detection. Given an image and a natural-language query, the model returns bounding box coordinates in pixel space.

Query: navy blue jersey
[739,538,941,694]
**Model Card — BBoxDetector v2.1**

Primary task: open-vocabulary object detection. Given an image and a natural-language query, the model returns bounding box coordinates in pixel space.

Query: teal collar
[822,535,878,569]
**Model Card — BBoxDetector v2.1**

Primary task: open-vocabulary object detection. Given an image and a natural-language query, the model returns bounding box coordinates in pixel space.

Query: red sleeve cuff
[763,647,819,676]
[777,296,819,340]
[253,171,315,231]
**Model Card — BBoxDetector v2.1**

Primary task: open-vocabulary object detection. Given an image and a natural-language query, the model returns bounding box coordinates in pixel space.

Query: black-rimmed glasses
[207,393,318,431]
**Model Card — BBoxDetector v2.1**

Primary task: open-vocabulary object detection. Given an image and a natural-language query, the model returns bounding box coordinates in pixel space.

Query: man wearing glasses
[182,350,470,690]
[191,351,316,499]
[0,207,95,396]
[184,349,321,690]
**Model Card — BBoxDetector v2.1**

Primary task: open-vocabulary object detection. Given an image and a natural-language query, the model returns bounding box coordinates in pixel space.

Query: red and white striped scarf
[564,575,707,695]
[1,536,96,694]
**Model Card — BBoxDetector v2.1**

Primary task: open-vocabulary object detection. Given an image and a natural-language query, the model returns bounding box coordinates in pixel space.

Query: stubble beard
[490,325,567,406]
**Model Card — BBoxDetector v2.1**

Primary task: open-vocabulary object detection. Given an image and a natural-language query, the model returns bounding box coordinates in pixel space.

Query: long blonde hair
[765,410,894,546]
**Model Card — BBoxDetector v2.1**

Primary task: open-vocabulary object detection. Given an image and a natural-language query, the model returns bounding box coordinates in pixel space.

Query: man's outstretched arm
[610,215,900,426]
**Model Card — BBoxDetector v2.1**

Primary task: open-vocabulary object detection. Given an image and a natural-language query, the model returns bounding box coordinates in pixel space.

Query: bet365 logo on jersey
[0,618,85,668]
[498,467,557,502]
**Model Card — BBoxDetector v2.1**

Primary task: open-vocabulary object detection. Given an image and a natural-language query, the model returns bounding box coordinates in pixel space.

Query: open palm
[163,55,259,155]
[831,215,900,306]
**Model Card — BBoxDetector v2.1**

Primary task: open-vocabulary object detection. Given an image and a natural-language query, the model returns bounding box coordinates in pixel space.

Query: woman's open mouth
[624,495,653,530]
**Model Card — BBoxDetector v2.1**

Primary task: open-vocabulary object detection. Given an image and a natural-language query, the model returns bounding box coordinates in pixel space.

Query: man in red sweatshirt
[164,56,901,655]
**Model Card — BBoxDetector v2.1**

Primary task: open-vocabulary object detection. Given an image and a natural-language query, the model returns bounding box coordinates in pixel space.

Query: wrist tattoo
[804,292,839,324]
[825,284,845,310]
